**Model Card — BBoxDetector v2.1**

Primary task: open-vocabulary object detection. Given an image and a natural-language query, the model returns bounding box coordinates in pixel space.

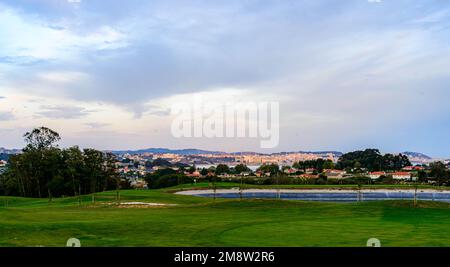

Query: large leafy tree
[234,164,251,174]
[63,146,85,196]
[0,127,119,198]
[257,164,280,176]
[429,161,449,186]
[24,127,60,151]
[336,149,411,171]
[293,159,333,173]
[215,164,230,175]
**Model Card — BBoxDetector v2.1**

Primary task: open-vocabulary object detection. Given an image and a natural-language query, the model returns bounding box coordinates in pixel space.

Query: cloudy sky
[1,0,450,157]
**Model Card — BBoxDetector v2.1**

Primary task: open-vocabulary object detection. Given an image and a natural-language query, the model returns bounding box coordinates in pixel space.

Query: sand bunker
[116,202,177,208]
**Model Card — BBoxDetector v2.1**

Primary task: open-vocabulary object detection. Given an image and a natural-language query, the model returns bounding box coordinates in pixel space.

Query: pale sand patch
[110,202,177,208]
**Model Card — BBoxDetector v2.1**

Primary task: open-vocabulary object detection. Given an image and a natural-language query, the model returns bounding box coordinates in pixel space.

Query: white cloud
[0,111,14,121]
[37,71,89,84]
[1,1,450,155]
[0,5,127,62]
[411,9,450,24]
[35,105,93,119]
[85,122,110,128]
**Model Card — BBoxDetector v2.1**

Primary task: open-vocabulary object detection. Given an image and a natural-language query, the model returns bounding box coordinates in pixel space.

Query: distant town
[2,144,450,191]
[4,146,446,186]
[106,148,442,166]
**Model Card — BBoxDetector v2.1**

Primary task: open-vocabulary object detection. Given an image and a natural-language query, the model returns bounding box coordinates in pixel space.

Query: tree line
[0,127,120,198]
[293,159,334,174]
[335,149,411,172]
[418,161,450,186]
[144,168,193,189]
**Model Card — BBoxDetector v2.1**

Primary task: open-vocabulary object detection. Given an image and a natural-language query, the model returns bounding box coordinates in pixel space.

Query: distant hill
[402,151,432,160]
[0,146,437,164]
[402,151,434,165]
[111,148,344,157]
[230,152,265,156]
[110,148,437,162]
[0,148,21,155]
[111,148,224,155]
[0,153,10,161]
[299,151,343,156]
[0,148,21,161]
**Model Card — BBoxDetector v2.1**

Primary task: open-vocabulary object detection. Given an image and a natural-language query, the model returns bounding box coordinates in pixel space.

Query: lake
[176,189,450,203]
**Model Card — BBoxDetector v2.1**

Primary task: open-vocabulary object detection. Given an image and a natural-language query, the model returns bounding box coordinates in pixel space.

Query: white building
[392,172,412,180]
[324,169,346,179]
[368,172,386,179]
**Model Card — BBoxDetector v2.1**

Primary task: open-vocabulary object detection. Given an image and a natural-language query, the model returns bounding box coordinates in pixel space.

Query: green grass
[0,186,449,247]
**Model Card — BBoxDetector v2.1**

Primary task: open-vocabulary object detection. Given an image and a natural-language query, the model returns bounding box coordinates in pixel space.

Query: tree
[336,149,411,171]
[215,164,230,175]
[24,127,60,151]
[429,161,449,186]
[417,170,428,183]
[83,149,105,194]
[103,152,120,191]
[0,127,119,198]
[316,173,327,184]
[63,146,84,196]
[322,160,335,170]
[294,159,333,173]
[187,166,196,174]
[354,161,362,171]
[234,164,251,174]
[41,147,64,199]
[257,164,280,176]
[200,168,208,176]
[144,169,191,189]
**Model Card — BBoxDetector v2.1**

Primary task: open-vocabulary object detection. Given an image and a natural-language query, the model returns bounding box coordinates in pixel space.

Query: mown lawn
[0,186,449,247]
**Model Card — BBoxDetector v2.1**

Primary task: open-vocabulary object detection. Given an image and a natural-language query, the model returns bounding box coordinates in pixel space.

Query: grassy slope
[0,185,449,247]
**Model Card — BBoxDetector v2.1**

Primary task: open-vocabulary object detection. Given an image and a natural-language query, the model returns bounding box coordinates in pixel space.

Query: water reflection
[190,191,450,203]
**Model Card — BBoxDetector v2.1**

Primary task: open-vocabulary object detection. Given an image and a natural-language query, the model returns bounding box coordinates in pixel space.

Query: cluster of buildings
[114,151,340,173]
[233,152,340,166]
[0,148,446,189]
[278,166,425,181]
[114,150,428,186]
[113,151,439,185]
[366,166,425,180]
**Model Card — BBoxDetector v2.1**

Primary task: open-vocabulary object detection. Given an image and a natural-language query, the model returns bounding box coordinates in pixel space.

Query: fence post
[414,185,418,207]
[358,184,362,202]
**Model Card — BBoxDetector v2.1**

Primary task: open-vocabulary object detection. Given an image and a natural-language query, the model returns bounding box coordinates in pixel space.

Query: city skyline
[0,145,441,162]
[1,0,450,157]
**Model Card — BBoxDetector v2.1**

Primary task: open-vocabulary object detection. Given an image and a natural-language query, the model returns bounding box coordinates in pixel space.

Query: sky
[1,0,450,157]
